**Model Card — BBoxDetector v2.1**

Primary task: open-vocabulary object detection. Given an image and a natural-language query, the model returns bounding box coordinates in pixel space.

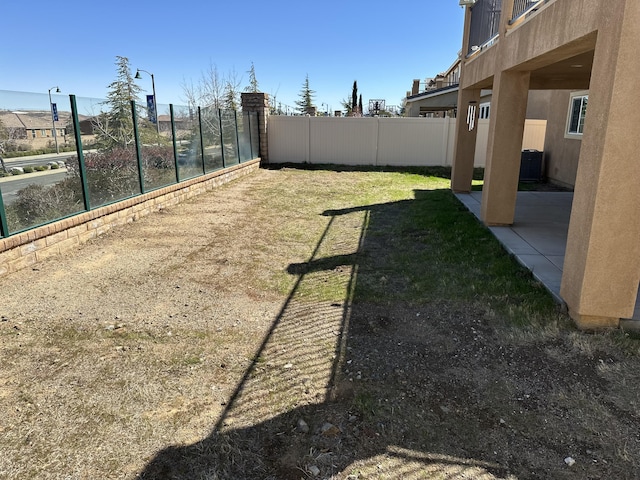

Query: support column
[480,70,530,225]
[451,88,481,192]
[561,2,640,329]
[241,92,270,164]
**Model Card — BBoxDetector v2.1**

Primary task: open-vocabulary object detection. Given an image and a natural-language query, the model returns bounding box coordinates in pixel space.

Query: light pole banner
[52,103,59,122]
[146,95,157,124]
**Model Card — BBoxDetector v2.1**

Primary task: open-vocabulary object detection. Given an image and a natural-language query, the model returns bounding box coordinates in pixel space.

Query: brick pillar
[241,92,270,164]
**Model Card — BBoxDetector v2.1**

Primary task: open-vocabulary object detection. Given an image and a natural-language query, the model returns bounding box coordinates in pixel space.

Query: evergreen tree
[94,56,145,150]
[245,62,260,93]
[358,95,363,117]
[351,81,358,115]
[295,75,315,115]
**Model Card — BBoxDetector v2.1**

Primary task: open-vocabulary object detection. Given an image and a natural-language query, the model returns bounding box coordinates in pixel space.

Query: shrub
[23,167,34,173]
[10,168,24,175]
[50,163,60,169]
[5,178,84,232]
[34,166,47,171]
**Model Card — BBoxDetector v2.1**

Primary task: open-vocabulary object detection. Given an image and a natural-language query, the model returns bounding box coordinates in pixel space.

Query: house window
[41,129,47,137]
[479,102,490,119]
[566,91,588,138]
[31,129,36,138]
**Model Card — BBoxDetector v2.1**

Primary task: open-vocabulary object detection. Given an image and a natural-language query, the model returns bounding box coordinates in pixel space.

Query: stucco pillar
[560,2,640,329]
[451,88,481,192]
[241,92,270,164]
[480,70,530,225]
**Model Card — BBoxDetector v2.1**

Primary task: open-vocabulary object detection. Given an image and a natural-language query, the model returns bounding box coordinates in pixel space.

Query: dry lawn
[0,166,639,480]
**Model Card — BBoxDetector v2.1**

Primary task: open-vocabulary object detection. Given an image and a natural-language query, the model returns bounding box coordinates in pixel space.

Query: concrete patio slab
[455,191,640,325]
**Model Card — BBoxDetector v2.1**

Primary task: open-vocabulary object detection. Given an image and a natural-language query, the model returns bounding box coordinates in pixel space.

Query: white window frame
[479,102,491,119]
[565,90,588,139]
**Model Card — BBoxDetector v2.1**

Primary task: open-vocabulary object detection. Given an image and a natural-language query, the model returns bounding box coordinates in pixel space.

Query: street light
[134,68,160,135]
[48,86,60,154]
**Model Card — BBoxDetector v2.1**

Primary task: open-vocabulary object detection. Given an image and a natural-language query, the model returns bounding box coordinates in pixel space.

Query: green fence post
[170,104,180,183]
[70,94,91,211]
[247,112,254,160]
[0,190,8,237]
[198,106,206,175]
[219,108,226,169]
[234,110,241,163]
[131,100,145,195]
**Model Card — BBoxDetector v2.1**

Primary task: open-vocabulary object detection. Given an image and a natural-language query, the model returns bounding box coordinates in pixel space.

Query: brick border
[0,159,261,277]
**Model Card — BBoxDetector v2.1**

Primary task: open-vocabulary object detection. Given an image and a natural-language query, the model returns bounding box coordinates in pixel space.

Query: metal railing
[511,0,545,22]
[467,0,502,56]
[0,91,260,239]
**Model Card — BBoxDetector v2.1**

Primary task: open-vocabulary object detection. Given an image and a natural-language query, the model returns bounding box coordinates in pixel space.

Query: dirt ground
[1,166,639,480]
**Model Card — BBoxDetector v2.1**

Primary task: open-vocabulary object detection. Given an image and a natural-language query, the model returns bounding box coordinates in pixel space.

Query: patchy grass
[0,165,638,480]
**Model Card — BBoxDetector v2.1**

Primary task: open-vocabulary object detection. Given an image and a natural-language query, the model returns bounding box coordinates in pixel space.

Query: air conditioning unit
[459,0,476,5]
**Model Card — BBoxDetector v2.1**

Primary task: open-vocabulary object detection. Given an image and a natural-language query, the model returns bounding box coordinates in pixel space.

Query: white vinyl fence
[268,116,546,167]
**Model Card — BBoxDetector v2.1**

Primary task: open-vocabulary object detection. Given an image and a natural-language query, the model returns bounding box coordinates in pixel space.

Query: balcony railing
[467,0,502,56]
[511,0,545,22]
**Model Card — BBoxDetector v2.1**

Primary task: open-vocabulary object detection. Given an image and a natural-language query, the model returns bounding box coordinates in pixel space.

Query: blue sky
[1,0,464,113]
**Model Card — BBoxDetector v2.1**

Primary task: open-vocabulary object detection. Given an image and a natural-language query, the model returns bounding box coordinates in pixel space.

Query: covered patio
[456,191,640,328]
[452,0,640,329]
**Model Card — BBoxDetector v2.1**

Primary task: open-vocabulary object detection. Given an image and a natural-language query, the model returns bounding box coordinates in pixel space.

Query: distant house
[404,59,461,118]
[0,110,70,149]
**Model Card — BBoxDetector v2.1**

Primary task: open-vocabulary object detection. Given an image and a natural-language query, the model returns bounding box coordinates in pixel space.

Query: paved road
[2,152,78,170]
[0,170,69,205]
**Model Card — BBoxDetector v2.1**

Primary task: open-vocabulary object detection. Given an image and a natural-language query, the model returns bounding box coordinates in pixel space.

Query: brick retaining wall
[0,158,261,278]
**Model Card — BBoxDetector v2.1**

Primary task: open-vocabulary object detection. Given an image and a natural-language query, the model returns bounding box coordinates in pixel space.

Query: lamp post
[134,68,160,135]
[48,86,60,154]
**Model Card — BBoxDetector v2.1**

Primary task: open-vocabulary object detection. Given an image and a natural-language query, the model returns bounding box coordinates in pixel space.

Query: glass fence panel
[200,107,224,173]
[2,153,85,235]
[175,107,204,180]
[249,112,260,159]
[237,111,252,162]
[85,146,142,208]
[0,89,256,239]
[1,94,86,234]
[139,102,177,191]
[71,97,141,207]
[221,110,239,166]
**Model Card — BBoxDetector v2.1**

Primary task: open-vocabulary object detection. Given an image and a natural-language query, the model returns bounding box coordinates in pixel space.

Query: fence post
[234,110,241,163]
[218,109,226,169]
[246,111,254,160]
[70,94,91,211]
[198,107,206,175]
[131,100,145,195]
[170,104,180,183]
[0,190,8,237]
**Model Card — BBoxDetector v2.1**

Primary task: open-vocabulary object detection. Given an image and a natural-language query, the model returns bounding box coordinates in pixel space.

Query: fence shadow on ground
[138,185,528,479]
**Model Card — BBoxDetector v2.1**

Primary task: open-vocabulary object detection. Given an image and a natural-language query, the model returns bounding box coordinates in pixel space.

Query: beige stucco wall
[543,90,582,188]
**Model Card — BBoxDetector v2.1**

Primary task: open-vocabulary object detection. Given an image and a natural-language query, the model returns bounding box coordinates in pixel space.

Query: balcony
[466,0,549,56]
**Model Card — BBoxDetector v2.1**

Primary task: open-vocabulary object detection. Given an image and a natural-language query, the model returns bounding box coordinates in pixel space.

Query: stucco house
[451,0,640,329]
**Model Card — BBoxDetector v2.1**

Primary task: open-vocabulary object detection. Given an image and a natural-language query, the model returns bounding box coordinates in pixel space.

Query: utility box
[519,149,543,182]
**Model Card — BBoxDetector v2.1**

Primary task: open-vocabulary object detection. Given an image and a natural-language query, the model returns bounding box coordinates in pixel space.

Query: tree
[93,56,147,150]
[351,81,358,116]
[245,62,260,93]
[358,95,363,117]
[295,75,315,115]
[223,68,242,111]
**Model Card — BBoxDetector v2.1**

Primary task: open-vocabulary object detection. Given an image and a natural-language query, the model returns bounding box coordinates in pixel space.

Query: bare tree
[223,68,242,111]
[181,62,247,112]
